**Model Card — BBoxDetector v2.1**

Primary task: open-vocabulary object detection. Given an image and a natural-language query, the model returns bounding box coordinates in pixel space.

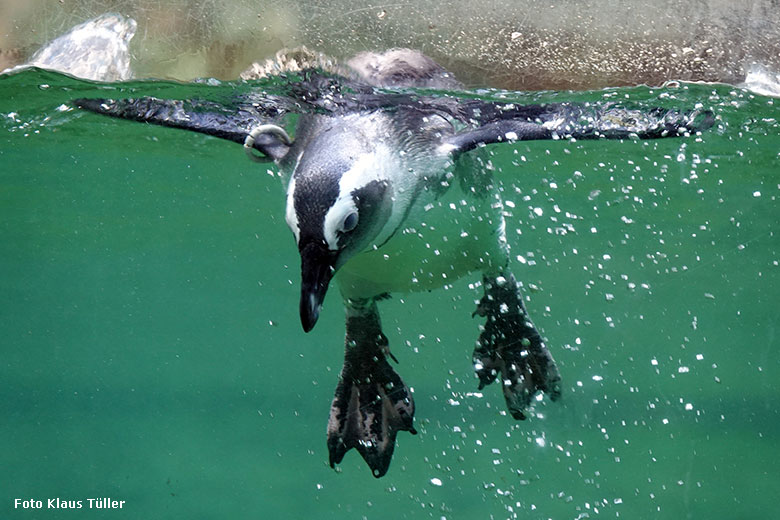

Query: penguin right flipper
[74,96,292,161]
[327,300,416,478]
[472,273,561,420]
[444,103,715,156]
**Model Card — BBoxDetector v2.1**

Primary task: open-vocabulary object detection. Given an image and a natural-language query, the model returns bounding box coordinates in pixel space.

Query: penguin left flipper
[74,96,292,161]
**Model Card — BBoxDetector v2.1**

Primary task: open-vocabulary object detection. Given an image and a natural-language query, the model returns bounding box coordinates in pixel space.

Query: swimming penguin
[75,49,714,477]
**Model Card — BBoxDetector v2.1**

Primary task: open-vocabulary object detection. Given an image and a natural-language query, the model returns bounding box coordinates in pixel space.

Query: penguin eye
[342,211,359,232]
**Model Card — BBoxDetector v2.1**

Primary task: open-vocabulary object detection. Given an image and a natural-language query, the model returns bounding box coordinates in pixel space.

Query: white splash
[742,64,780,97]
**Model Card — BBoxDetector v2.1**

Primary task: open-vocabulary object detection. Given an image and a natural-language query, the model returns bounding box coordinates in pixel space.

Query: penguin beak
[299,242,337,332]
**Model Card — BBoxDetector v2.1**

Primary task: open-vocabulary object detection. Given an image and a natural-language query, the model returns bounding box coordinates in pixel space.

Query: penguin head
[285,123,394,332]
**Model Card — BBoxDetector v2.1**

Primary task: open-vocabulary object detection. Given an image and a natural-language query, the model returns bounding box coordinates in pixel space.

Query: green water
[1,68,778,519]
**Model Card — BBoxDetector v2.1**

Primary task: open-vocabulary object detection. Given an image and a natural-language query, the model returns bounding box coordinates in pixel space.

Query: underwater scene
[2,3,779,520]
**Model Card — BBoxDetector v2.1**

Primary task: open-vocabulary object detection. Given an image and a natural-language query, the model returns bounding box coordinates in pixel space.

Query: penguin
[75,49,714,478]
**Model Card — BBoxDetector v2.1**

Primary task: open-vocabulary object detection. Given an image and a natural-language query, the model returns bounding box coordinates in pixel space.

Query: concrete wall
[2,0,778,89]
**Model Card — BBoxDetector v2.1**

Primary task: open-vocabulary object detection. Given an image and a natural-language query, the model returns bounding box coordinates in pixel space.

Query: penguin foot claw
[327,354,416,478]
[472,274,561,419]
[327,300,415,478]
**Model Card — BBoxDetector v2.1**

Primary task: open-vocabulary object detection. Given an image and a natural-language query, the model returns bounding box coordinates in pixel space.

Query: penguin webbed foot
[327,303,415,478]
[472,274,561,420]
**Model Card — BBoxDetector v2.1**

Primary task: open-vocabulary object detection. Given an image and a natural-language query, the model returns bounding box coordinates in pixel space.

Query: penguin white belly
[335,181,507,300]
